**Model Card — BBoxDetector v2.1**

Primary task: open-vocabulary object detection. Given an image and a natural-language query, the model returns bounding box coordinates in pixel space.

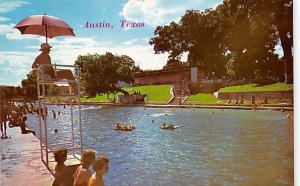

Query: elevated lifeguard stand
[36,64,82,173]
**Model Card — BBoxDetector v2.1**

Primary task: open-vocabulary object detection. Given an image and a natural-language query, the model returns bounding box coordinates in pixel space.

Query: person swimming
[161,123,183,130]
[113,123,122,130]
[114,123,135,131]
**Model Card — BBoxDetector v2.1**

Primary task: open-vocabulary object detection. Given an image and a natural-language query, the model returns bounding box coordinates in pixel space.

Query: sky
[0,0,284,86]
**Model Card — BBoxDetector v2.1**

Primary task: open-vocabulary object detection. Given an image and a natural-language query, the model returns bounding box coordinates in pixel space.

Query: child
[20,115,36,136]
[73,149,96,186]
[88,156,109,186]
[52,148,73,186]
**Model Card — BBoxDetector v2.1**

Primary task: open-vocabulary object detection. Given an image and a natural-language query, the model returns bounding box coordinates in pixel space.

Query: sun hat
[39,43,52,51]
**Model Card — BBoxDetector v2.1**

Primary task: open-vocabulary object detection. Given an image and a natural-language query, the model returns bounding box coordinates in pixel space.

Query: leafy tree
[220,0,292,81]
[75,52,136,97]
[149,0,292,82]
[149,21,188,65]
[252,0,292,82]
[181,9,227,78]
[162,59,189,70]
[21,71,38,101]
[0,86,20,100]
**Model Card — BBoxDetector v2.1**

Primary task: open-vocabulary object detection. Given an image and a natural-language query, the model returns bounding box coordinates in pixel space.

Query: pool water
[27,106,293,185]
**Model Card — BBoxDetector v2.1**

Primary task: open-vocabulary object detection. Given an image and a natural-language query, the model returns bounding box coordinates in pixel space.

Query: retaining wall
[214,90,293,101]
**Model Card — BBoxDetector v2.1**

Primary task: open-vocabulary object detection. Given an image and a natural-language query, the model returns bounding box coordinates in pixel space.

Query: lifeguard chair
[36,64,82,173]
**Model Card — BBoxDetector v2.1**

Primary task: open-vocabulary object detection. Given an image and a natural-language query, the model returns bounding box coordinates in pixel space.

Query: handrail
[37,63,83,169]
[37,64,78,68]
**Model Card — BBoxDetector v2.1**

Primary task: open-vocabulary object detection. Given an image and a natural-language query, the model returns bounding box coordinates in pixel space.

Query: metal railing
[36,64,83,168]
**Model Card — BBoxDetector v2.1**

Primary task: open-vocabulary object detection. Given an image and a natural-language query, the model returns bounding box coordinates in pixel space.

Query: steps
[168,81,190,105]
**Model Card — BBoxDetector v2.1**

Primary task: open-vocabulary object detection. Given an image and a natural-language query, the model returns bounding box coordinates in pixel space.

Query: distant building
[133,67,201,86]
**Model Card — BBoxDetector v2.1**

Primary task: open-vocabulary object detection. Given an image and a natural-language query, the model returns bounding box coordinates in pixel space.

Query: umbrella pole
[45,25,48,43]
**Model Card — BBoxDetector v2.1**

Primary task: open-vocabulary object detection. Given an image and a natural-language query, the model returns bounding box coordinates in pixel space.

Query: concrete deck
[1,127,54,186]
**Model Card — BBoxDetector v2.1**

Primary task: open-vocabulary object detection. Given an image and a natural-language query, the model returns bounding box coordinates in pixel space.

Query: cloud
[0,0,30,14]
[0,51,35,86]
[0,16,10,22]
[49,37,169,70]
[0,36,168,86]
[120,0,223,27]
[123,38,139,45]
[0,23,41,41]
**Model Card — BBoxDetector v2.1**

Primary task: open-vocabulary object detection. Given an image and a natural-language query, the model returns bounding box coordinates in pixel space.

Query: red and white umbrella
[14,13,75,43]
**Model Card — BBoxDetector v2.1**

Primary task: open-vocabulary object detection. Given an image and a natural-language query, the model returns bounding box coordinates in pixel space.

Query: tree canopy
[75,52,137,97]
[21,71,38,101]
[149,0,293,82]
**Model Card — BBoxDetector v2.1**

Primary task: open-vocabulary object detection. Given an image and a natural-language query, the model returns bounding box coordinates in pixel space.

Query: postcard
[0,0,295,185]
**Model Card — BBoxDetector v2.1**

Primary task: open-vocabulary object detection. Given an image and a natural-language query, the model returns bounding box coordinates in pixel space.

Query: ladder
[36,64,83,171]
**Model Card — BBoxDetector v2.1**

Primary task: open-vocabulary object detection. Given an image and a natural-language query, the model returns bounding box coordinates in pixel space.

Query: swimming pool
[27,106,293,185]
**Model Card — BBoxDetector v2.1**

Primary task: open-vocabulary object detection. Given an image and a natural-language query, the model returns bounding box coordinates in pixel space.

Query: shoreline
[45,102,294,111]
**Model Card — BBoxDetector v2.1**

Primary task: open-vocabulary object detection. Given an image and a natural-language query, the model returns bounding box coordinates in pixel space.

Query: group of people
[226,99,244,105]
[113,122,135,131]
[0,101,37,138]
[0,100,71,138]
[225,96,268,106]
[53,149,109,186]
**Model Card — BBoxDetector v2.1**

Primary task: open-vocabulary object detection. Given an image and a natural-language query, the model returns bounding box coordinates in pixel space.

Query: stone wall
[117,94,147,104]
[214,90,293,101]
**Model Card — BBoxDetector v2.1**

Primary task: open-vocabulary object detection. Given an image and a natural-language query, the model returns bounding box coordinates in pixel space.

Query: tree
[75,52,136,97]
[149,21,188,65]
[162,59,189,70]
[149,0,292,82]
[216,0,279,79]
[21,71,38,101]
[0,86,20,100]
[219,0,292,81]
[254,0,293,82]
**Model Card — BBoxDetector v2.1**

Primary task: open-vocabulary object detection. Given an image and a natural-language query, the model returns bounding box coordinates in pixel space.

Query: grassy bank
[186,93,220,104]
[218,83,293,92]
[81,83,293,105]
[81,85,171,103]
[187,83,293,105]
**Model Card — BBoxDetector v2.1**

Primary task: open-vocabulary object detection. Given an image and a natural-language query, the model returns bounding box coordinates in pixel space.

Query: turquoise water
[27,106,293,185]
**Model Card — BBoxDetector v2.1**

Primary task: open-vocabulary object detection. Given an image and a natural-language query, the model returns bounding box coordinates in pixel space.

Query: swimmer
[114,123,135,131]
[54,128,58,133]
[161,123,169,129]
[52,110,56,119]
[128,125,135,129]
[161,123,183,130]
[121,125,132,131]
[113,123,122,130]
